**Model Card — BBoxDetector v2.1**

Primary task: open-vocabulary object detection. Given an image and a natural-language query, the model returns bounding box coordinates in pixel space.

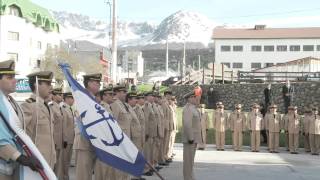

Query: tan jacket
[21,94,56,168]
[101,101,113,116]
[309,114,320,135]
[213,110,228,132]
[153,103,165,138]
[169,105,177,131]
[61,103,75,144]
[247,111,264,131]
[182,103,202,144]
[283,113,301,134]
[264,112,282,133]
[143,102,157,138]
[303,114,312,134]
[50,101,64,149]
[128,106,142,145]
[200,110,209,138]
[110,99,131,137]
[134,105,145,143]
[161,99,170,131]
[229,111,247,132]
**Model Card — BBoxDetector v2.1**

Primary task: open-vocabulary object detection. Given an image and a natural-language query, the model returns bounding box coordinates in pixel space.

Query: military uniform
[264,104,281,153]
[20,71,56,168]
[161,91,172,161]
[248,104,264,152]
[283,106,301,153]
[133,103,146,149]
[74,73,101,180]
[197,104,209,150]
[61,92,75,180]
[309,107,320,155]
[168,98,177,159]
[182,91,202,180]
[229,104,247,151]
[154,99,165,164]
[213,102,228,150]
[110,85,131,180]
[303,108,312,152]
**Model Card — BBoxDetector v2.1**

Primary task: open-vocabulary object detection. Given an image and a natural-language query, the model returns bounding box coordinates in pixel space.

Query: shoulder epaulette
[26,98,36,103]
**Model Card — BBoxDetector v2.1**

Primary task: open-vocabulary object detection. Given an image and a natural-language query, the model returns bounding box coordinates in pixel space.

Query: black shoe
[155,166,163,170]
[312,153,319,155]
[166,159,172,163]
[139,178,146,180]
[159,162,169,166]
[143,171,153,176]
[198,148,205,150]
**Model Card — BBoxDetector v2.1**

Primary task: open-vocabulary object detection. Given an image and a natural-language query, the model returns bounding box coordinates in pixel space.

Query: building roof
[0,0,59,32]
[212,26,320,39]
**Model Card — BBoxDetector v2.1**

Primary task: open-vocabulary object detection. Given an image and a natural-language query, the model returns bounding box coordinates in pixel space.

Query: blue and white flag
[59,63,146,177]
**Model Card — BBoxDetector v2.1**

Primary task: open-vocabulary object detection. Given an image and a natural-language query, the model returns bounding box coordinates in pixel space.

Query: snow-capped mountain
[53,10,216,48]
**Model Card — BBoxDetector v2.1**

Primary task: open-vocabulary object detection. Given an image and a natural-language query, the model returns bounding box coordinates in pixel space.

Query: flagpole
[145,161,165,180]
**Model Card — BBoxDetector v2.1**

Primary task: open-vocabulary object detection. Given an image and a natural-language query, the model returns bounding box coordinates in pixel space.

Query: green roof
[0,0,59,32]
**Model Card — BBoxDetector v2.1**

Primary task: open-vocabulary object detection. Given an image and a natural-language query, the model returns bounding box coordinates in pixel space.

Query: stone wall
[171,82,320,113]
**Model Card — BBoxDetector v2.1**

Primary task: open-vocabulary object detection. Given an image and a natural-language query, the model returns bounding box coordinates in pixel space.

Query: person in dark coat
[282,80,294,114]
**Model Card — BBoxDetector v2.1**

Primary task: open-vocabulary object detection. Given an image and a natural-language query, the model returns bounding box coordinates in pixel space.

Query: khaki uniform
[61,103,75,180]
[265,113,281,152]
[182,103,202,180]
[94,102,113,180]
[284,113,301,153]
[129,106,142,150]
[154,103,165,163]
[133,105,146,148]
[247,111,264,151]
[197,111,209,149]
[21,94,56,168]
[168,104,177,157]
[50,101,64,179]
[309,114,320,154]
[143,102,157,167]
[161,99,171,160]
[110,99,132,180]
[303,114,312,152]
[213,110,228,150]
[229,111,246,151]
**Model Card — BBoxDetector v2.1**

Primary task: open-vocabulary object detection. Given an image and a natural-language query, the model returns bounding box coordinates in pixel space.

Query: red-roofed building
[212,25,320,71]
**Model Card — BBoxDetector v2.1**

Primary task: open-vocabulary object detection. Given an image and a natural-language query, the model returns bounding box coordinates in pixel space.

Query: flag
[59,63,146,177]
[0,91,57,180]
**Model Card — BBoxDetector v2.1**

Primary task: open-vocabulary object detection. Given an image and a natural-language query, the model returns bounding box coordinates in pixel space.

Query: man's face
[116,91,127,101]
[165,94,171,100]
[128,97,137,106]
[0,74,17,95]
[88,80,101,95]
[252,107,259,113]
[103,93,114,104]
[137,98,145,105]
[236,107,241,112]
[270,107,277,113]
[37,81,52,99]
[146,95,154,103]
[65,97,74,106]
[53,93,63,103]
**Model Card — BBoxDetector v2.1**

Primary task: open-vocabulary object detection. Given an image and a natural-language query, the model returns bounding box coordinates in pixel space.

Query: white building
[0,0,60,77]
[213,25,320,71]
[117,50,144,84]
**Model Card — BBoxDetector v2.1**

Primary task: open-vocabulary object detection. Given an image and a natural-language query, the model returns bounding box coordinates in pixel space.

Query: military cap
[153,91,162,98]
[288,106,298,110]
[83,73,102,82]
[251,103,260,108]
[136,93,145,98]
[113,85,127,92]
[183,91,196,99]
[312,106,318,111]
[100,87,114,94]
[171,96,176,101]
[0,60,16,75]
[269,104,278,109]
[27,71,53,82]
[63,92,73,98]
[235,104,242,108]
[52,87,63,95]
[127,92,137,99]
[164,90,173,95]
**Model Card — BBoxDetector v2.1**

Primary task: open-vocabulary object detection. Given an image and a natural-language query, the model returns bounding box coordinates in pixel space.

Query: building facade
[117,50,144,84]
[213,25,320,71]
[0,0,60,77]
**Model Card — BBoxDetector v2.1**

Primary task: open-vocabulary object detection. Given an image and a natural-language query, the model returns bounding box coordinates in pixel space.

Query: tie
[70,107,74,116]
[237,113,240,119]
[44,102,50,115]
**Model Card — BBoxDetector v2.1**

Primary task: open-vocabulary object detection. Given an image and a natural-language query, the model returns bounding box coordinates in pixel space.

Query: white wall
[0,15,60,77]
[215,39,320,71]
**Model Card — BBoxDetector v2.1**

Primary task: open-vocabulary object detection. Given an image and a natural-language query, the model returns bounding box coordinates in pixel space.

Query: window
[317,45,320,51]
[8,31,19,41]
[233,46,243,52]
[251,63,261,69]
[290,45,300,51]
[232,62,243,69]
[277,45,287,51]
[37,60,41,68]
[264,45,274,52]
[37,41,42,50]
[221,46,231,52]
[9,6,21,17]
[251,46,262,52]
[303,45,314,51]
[7,53,18,62]
[222,62,230,68]
[265,63,273,67]
[47,43,52,49]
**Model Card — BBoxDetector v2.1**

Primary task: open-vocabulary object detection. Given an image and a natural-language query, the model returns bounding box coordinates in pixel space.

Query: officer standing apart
[21,71,56,168]
[182,91,202,180]
[73,73,101,180]
[0,60,42,180]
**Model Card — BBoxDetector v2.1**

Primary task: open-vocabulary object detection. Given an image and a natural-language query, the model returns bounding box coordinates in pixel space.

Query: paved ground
[69,144,320,180]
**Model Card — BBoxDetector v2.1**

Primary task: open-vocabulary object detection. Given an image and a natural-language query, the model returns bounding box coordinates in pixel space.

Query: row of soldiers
[198,102,320,155]
[73,73,178,180]
[0,60,75,180]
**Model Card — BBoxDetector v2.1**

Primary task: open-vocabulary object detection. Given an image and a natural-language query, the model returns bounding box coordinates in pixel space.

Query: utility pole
[111,0,118,83]
[198,55,201,71]
[181,41,186,82]
[166,39,169,77]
